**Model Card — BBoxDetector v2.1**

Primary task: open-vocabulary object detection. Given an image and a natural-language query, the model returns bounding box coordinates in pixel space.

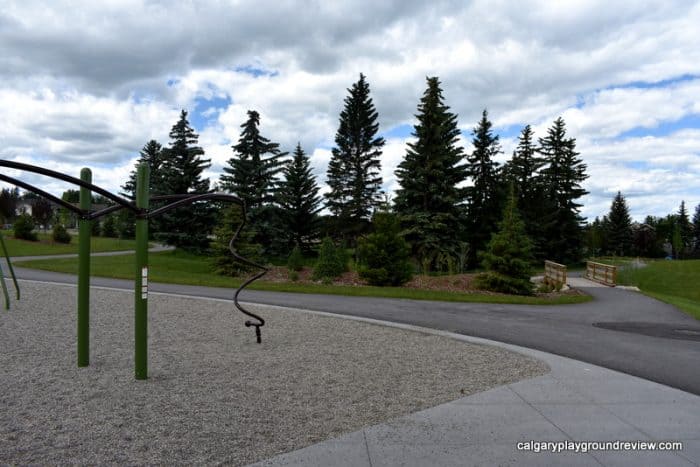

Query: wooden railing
[586,261,617,286]
[544,260,567,287]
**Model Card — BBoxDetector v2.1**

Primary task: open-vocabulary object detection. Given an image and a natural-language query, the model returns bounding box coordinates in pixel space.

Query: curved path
[7,261,700,395]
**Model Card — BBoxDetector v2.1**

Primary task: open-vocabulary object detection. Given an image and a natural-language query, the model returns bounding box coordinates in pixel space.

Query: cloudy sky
[1,0,699,221]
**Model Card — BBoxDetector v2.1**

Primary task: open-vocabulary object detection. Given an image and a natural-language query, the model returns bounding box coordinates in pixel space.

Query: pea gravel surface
[0,281,548,466]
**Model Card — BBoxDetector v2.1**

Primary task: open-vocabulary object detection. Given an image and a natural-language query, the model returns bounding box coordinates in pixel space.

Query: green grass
[15,250,591,306]
[616,258,700,320]
[1,230,142,256]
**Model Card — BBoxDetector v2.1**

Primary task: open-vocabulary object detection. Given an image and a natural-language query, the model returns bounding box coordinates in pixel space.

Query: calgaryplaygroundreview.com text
[517,440,684,454]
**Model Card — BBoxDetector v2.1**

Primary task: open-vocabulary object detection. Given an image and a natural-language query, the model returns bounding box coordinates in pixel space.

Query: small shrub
[288,270,299,282]
[14,214,37,241]
[52,224,72,244]
[101,215,118,238]
[287,245,304,272]
[475,271,533,295]
[357,212,413,286]
[312,237,346,281]
[91,219,101,236]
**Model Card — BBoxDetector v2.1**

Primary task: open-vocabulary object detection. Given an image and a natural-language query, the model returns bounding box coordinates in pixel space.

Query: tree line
[587,193,700,259]
[108,74,589,274]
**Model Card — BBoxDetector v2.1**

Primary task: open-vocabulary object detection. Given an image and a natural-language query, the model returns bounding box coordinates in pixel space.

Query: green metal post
[78,168,92,367]
[134,163,149,380]
[0,248,9,310]
[0,233,20,301]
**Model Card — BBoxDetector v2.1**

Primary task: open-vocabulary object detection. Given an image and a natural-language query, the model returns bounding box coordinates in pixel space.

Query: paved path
[250,317,700,466]
[5,260,700,395]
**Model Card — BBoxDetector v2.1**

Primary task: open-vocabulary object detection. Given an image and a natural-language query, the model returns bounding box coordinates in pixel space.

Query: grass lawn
[615,258,700,320]
[15,250,591,306]
[0,230,143,257]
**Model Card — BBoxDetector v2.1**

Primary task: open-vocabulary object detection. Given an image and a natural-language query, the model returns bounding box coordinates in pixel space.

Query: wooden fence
[544,260,567,287]
[585,261,617,286]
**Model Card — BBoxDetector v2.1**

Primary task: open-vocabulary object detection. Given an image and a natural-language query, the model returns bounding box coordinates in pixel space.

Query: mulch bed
[262,266,585,298]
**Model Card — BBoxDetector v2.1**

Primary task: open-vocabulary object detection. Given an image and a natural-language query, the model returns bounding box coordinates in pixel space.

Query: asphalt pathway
[6,257,700,395]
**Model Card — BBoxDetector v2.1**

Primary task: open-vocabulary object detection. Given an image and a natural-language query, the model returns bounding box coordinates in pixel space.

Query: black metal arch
[0,160,267,342]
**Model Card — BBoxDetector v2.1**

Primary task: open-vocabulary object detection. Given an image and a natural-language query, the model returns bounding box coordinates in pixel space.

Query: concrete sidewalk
[251,319,700,466]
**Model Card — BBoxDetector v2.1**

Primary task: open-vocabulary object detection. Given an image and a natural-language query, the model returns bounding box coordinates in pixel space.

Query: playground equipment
[0,231,20,309]
[0,160,267,379]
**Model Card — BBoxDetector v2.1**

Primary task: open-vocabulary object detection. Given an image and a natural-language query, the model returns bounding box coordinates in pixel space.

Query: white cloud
[1,0,699,222]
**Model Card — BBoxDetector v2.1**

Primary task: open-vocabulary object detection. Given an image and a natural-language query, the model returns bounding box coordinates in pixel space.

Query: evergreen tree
[220,110,287,256]
[677,200,692,257]
[156,110,214,253]
[692,203,700,254]
[220,110,287,210]
[537,117,588,263]
[119,140,166,239]
[465,109,504,267]
[606,191,633,256]
[357,211,413,286]
[210,204,264,276]
[312,237,347,281]
[277,143,322,252]
[585,217,604,257]
[0,187,20,224]
[121,140,166,197]
[394,76,466,271]
[474,186,535,295]
[503,125,547,258]
[325,73,384,239]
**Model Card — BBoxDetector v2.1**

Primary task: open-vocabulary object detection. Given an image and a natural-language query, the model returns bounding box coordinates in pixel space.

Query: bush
[312,237,347,281]
[91,219,101,236]
[474,186,534,296]
[357,212,413,286]
[14,214,37,241]
[101,214,118,238]
[52,224,72,244]
[287,245,304,272]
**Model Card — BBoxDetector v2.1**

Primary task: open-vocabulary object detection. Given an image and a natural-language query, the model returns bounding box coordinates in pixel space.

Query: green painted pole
[77,168,92,367]
[0,233,20,301]
[134,163,149,380]
[0,247,9,310]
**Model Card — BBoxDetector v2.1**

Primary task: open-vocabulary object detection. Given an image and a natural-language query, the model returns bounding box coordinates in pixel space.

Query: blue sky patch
[190,94,233,131]
[235,64,279,78]
[618,113,700,139]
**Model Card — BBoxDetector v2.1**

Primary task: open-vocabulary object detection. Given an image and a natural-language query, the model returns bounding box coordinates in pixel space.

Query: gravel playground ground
[0,281,548,465]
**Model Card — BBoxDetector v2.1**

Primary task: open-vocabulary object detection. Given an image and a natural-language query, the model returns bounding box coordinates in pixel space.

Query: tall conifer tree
[538,117,588,263]
[394,76,466,270]
[465,109,504,268]
[219,110,288,256]
[606,191,633,256]
[120,140,165,239]
[677,200,692,257]
[503,125,547,258]
[156,110,214,253]
[692,203,700,254]
[278,143,322,251]
[325,73,384,239]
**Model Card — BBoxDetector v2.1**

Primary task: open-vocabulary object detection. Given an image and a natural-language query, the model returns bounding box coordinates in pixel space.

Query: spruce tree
[606,191,633,256]
[474,185,535,295]
[220,110,287,211]
[677,201,692,257]
[220,110,287,256]
[120,140,165,239]
[277,143,322,252]
[538,117,588,263]
[394,77,466,271]
[156,110,214,253]
[465,109,504,268]
[357,211,413,286]
[122,140,166,197]
[692,203,700,255]
[503,125,547,258]
[325,73,384,240]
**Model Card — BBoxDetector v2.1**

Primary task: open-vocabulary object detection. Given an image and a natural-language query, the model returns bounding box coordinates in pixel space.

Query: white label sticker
[141,266,148,299]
